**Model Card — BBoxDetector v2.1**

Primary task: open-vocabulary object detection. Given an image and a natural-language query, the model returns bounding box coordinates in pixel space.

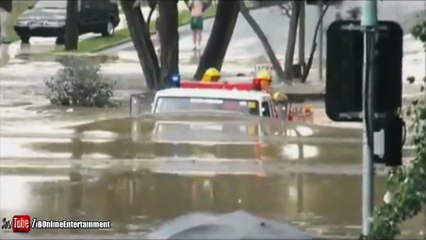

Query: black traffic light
[326,20,403,122]
[373,116,404,166]
[383,116,404,166]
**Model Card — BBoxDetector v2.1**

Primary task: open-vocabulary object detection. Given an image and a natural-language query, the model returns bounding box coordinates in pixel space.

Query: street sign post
[360,1,378,235]
[325,1,404,236]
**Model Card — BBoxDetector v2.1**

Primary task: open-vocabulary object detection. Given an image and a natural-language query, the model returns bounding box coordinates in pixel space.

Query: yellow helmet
[256,69,272,81]
[272,92,288,102]
[204,68,220,77]
[303,105,312,113]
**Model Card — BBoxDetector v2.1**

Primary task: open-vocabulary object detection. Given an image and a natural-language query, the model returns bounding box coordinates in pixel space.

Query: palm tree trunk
[64,0,79,50]
[299,1,305,75]
[146,0,158,35]
[283,0,301,82]
[121,0,160,89]
[301,4,329,83]
[0,0,12,43]
[158,0,179,88]
[240,0,285,80]
[193,0,240,80]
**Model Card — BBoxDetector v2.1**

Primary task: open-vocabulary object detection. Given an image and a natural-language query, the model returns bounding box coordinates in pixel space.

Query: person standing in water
[189,0,203,50]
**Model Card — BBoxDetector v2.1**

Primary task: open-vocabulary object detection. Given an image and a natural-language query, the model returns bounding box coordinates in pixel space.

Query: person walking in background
[188,0,203,50]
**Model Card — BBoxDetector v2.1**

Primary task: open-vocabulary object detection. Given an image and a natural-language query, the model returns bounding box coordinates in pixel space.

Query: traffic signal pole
[318,0,324,81]
[361,0,378,236]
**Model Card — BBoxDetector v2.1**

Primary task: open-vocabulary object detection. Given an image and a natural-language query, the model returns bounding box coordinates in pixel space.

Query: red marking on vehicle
[180,81,255,91]
[252,78,262,91]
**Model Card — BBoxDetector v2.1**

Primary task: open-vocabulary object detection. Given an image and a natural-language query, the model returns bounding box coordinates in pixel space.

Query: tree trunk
[0,0,12,12]
[283,0,300,82]
[146,0,158,35]
[158,0,179,88]
[0,0,12,43]
[64,0,79,51]
[120,0,160,90]
[298,1,305,74]
[301,4,329,83]
[193,0,240,80]
[240,0,285,81]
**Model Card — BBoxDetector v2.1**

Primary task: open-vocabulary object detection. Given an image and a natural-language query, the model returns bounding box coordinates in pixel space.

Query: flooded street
[1,161,425,238]
[0,57,424,238]
[1,4,426,235]
[1,110,425,238]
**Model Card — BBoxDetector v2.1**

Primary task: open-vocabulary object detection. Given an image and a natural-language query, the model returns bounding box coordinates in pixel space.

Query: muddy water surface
[1,113,424,239]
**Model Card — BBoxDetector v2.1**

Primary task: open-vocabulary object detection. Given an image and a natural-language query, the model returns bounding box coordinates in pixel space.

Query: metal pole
[299,1,305,71]
[318,1,324,81]
[361,0,378,236]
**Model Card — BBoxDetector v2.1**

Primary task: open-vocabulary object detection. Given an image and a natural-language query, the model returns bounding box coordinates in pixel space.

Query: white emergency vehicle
[152,88,277,117]
[129,78,282,160]
[130,77,287,119]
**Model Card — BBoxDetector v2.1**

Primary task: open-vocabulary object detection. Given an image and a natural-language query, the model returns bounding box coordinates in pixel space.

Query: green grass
[75,5,217,53]
[6,0,35,42]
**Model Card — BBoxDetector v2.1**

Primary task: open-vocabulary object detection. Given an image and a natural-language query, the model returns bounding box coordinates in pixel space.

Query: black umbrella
[147,210,316,239]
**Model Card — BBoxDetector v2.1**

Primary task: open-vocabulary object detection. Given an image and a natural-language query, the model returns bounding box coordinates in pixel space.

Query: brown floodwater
[0,112,424,239]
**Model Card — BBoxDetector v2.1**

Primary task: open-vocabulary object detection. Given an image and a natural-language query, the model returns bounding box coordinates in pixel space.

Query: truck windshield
[154,97,260,116]
[34,0,67,9]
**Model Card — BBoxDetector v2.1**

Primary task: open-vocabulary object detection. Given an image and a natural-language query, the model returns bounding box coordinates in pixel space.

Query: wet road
[0,52,424,239]
[1,113,424,238]
[0,2,425,238]
[0,35,424,240]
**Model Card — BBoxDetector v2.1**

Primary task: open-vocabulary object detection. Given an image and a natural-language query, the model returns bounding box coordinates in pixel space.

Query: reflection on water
[282,144,319,160]
[0,175,70,213]
[0,137,73,159]
[0,169,424,238]
[0,113,423,238]
[294,126,314,136]
[17,114,367,163]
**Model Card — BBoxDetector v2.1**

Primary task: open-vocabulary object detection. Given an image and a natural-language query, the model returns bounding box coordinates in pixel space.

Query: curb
[91,38,133,53]
[285,93,325,103]
[90,28,159,53]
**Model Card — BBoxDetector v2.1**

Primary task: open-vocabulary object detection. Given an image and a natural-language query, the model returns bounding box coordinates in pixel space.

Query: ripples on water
[0,112,423,238]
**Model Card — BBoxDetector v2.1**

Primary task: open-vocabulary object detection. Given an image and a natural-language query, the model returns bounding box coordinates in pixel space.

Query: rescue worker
[272,91,288,103]
[201,68,220,82]
[272,92,288,119]
[255,69,272,93]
